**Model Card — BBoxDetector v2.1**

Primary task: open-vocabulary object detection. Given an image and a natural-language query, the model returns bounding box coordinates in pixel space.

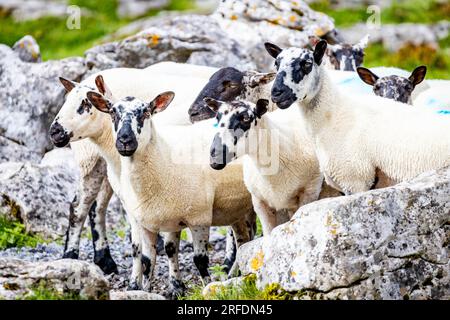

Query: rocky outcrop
[236,166,450,300]
[0,162,77,240]
[213,0,335,71]
[0,0,69,22]
[305,0,393,9]
[0,45,87,155]
[86,0,335,72]
[12,35,41,63]
[117,0,169,19]
[341,21,450,52]
[0,258,109,300]
[85,14,255,72]
[0,136,41,164]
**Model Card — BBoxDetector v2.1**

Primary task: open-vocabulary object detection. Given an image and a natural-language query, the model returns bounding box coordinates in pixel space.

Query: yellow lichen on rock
[250,250,264,271]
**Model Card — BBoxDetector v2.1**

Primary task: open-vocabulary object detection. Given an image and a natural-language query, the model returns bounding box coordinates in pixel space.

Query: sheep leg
[163,231,185,299]
[251,195,277,235]
[87,177,118,275]
[128,215,144,290]
[223,227,237,274]
[295,175,324,215]
[140,229,158,292]
[227,220,253,278]
[190,226,211,283]
[63,159,105,260]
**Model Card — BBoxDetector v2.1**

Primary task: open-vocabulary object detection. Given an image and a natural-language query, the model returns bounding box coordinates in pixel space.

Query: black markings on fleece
[77,99,92,115]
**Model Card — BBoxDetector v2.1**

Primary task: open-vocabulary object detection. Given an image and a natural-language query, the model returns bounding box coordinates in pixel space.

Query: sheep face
[205,98,269,170]
[189,67,275,123]
[265,41,328,110]
[50,78,100,148]
[309,35,369,71]
[357,66,427,104]
[87,92,174,157]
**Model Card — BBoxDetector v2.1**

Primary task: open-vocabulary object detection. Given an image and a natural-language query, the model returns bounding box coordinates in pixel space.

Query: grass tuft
[0,216,46,250]
[0,0,196,61]
[20,281,83,300]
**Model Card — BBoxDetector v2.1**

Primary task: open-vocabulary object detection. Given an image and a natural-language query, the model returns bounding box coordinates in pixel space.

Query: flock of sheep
[48,36,450,298]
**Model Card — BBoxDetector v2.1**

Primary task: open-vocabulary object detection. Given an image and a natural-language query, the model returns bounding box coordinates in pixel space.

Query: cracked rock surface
[0,258,109,300]
[0,45,87,155]
[237,166,450,299]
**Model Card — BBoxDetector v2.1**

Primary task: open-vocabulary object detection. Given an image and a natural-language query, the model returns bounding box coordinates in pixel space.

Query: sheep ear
[409,66,427,87]
[255,99,269,118]
[95,75,114,100]
[203,97,222,113]
[149,91,175,115]
[87,91,111,113]
[357,67,379,86]
[245,72,276,87]
[59,77,77,93]
[314,40,328,66]
[264,42,282,59]
[308,36,321,48]
[354,34,370,50]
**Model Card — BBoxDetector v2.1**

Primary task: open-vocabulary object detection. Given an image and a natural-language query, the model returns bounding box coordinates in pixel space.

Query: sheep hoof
[62,250,79,260]
[94,248,119,275]
[127,281,141,291]
[169,279,186,300]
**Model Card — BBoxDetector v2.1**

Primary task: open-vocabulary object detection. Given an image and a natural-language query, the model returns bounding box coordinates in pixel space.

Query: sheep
[50,70,254,295]
[85,89,256,296]
[357,65,427,104]
[308,35,369,71]
[264,40,450,195]
[414,81,450,114]
[189,67,277,123]
[52,64,219,275]
[205,98,323,235]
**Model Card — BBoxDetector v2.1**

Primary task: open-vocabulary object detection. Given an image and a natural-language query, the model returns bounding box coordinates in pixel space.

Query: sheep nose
[50,123,62,136]
[118,134,134,145]
[272,86,284,98]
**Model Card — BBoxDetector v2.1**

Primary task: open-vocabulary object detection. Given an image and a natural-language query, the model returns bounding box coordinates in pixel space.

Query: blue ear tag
[213,123,218,128]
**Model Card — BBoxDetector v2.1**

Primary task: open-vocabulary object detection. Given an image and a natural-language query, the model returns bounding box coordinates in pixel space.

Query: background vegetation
[310,0,450,79]
[0,0,195,60]
[0,0,447,78]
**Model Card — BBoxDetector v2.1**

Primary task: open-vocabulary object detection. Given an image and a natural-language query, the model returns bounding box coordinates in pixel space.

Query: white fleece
[297,68,450,194]
[242,107,323,213]
[119,119,253,233]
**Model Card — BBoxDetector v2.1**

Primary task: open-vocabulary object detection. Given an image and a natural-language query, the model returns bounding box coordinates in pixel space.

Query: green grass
[20,281,83,300]
[0,216,46,250]
[364,42,450,79]
[0,0,196,61]
[310,0,450,27]
[182,274,297,300]
[310,0,449,79]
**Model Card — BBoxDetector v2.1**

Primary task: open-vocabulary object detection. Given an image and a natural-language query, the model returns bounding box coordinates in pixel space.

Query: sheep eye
[303,61,312,70]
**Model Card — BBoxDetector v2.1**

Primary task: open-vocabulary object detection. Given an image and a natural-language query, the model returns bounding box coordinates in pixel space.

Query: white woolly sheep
[414,80,450,114]
[51,63,219,275]
[51,68,255,296]
[205,98,323,235]
[264,40,450,194]
[86,89,256,296]
[357,65,427,104]
[308,34,369,71]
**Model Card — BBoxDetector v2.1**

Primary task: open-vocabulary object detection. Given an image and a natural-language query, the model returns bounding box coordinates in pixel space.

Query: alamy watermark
[66,5,81,30]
